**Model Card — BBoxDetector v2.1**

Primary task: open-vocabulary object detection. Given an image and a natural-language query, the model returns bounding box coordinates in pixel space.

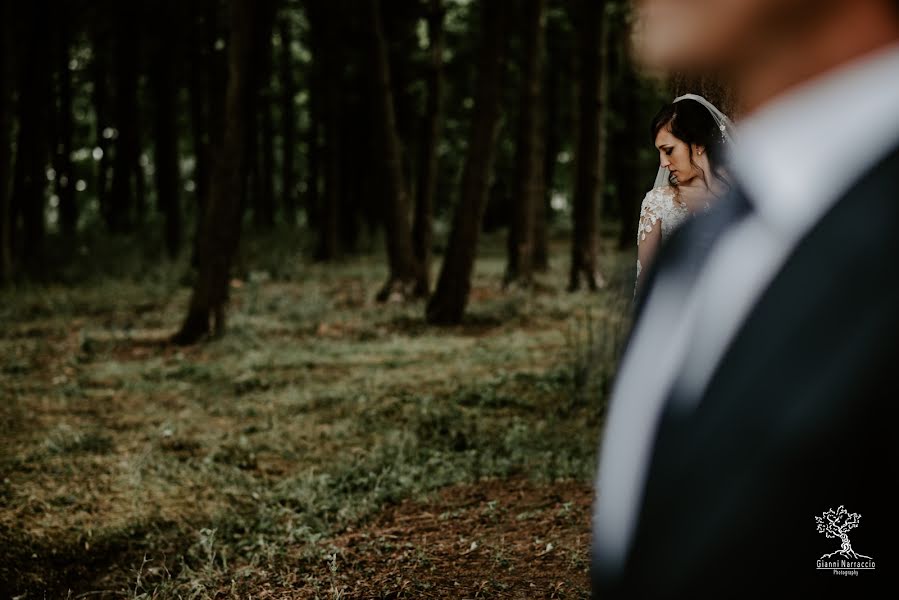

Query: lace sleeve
[635,190,662,293]
[637,190,661,245]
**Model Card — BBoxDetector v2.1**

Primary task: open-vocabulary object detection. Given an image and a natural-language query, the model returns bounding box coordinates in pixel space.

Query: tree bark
[411,0,446,296]
[0,0,14,284]
[568,0,606,292]
[174,0,256,344]
[426,0,506,324]
[309,1,340,260]
[613,22,641,251]
[338,104,362,252]
[303,2,323,235]
[91,22,113,229]
[188,0,213,267]
[54,7,76,237]
[279,16,298,225]
[536,12,564,272]
[505,0,545,287]
[252,0,276,230]
[151,0,183,259]
[369,0,426,300]
[13,1,51,273]
[109,5,141,233]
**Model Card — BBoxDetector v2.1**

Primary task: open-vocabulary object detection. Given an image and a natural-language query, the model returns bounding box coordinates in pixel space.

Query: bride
[635,94,736,296]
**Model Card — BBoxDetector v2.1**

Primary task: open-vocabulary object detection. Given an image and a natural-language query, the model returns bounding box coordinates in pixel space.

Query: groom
[593,0,899,596]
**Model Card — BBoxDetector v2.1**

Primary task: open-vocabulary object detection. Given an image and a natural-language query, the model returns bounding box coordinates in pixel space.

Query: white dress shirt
[594,42,899,575]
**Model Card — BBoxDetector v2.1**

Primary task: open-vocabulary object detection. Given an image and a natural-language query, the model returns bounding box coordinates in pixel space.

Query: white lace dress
[636,186,709,280]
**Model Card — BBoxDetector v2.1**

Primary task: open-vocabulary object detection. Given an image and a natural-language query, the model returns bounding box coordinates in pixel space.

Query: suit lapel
[697,144,899,411]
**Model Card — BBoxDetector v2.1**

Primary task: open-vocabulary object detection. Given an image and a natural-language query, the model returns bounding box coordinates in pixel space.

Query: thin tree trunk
[304,2,323,235]
[152,0,182,259]
[319,19,340,260]
[14,1,50,273]
[411,0,445,296]
[252,0,276,229]
[505,0,545,287]
[174,0,256,344]
[310,1,340,260]
[304,54,321,234]
[536,18,562,272]
[338,104,361,252]
[0,0,14,284]
[109,6,141,233]
[426,0,506,324]
[261,112,275,226]
[568,0,606,292]
[189,0,213,267]
[92,26,113,229]
[305,107,321,232]
[279,17,297,225]
[55,9,76,237]
[615,35,641,250]
[369,0,425,300]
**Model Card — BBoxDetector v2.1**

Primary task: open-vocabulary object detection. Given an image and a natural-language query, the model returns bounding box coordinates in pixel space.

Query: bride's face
[655,127,704,186]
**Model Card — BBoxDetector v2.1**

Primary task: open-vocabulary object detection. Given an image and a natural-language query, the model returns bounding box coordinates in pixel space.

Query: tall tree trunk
[92,25,113,229]
[411,0,445,296]
[614,18,641,250]
[109,6,141,233]
[0,0,14,284]
[279,16,298,225]
[505,0,545,287]
[304,58,321,234]
[174,0,256,345]
[568,0,606,292]
[14,1,51,274]
[152,0,182,259]
[383,0,420,198]
[536,16,562,272]
[369,0,425,300]
[338,103,361,252]
[426,0,506,324]
[189,0,213,267]
[55,8,76,237]
[310,1,340,260]
[303,2,322,235]
[252,0,276,229]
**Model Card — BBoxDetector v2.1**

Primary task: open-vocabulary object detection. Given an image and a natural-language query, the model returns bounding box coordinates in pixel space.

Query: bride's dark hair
[651,98,730,189]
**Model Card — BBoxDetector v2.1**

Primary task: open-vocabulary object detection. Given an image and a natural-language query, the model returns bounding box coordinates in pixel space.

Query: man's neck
[736,2,899,115]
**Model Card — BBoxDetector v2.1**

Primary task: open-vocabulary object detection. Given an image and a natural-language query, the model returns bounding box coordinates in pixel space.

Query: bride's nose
[660,155,671,168]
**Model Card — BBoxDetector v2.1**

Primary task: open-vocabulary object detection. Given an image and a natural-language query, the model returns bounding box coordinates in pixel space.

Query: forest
[0,0,718,596]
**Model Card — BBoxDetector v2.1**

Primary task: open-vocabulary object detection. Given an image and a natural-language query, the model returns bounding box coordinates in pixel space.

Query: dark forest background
[0,0,715,338]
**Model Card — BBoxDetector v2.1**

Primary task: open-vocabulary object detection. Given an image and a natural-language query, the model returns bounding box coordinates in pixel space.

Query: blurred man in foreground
[593,0,899,596]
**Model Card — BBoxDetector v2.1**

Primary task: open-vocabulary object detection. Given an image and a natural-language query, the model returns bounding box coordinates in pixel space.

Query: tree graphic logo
[815,506,874,564]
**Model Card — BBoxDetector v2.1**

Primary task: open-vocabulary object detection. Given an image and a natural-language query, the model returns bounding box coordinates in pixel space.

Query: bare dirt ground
[277,478,592,599]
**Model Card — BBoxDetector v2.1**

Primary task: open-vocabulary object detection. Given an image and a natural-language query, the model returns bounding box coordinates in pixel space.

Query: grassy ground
[0,232,633,599]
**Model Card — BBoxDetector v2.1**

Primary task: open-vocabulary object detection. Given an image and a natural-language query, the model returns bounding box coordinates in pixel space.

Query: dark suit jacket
[593,143,899,598]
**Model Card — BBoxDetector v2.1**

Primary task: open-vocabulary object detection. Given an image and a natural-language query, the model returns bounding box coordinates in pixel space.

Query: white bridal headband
[653,93,736,189]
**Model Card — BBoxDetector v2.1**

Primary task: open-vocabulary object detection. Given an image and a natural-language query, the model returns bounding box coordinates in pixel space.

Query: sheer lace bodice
[635,186,710,280]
